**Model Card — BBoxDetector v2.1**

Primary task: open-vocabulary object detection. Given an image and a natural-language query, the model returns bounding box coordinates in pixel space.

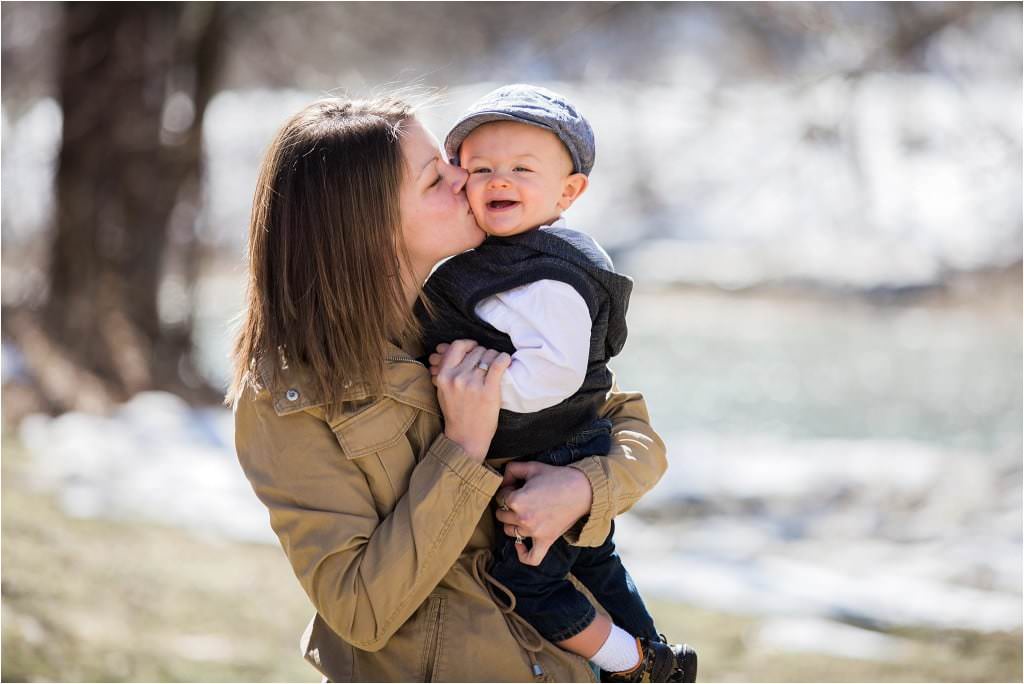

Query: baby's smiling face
[459,121,588,237]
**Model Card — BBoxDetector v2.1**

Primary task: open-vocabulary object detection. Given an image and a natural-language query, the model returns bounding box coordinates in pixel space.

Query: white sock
[589,624,641,673]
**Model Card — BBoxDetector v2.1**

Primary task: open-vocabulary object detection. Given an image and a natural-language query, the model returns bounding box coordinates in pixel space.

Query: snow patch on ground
[19,392,275,545]
[619,431,1021,633]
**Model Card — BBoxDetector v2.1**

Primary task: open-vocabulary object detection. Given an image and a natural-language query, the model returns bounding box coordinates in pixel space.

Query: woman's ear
[556,173,589,210]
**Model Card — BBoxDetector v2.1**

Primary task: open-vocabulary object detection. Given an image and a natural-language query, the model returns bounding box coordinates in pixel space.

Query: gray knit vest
[416,227,633,459]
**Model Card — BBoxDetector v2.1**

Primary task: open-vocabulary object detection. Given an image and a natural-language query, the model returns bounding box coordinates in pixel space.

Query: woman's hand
[430,340,511,463]
[494,461,594,566]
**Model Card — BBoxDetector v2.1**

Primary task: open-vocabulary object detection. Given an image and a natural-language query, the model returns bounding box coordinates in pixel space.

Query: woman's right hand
[429,340,511,463]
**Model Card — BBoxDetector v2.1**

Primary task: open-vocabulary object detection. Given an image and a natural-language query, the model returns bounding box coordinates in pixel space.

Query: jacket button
[286,389,300,401]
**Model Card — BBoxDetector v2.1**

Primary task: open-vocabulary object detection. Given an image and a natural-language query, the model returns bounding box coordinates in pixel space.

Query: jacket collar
[255,342,437,418]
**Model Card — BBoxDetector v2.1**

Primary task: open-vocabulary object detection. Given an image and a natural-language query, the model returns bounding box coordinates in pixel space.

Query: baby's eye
[513,166,531,173]
[470,167,492,174]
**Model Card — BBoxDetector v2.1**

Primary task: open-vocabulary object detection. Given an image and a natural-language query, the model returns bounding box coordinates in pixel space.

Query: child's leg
[491,532,641,676]
[557,612,612,657]
[558,613,645,675]
[570,534,700,682]
[489,533,600,644]
[491,423,650,674]
[571,521,659,641]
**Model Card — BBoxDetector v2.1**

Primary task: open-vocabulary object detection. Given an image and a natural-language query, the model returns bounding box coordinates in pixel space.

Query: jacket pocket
[419,594,446,682]
[329,397,418,460]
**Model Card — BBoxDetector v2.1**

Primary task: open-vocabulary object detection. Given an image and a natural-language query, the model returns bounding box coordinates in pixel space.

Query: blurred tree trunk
[33,2,224,410]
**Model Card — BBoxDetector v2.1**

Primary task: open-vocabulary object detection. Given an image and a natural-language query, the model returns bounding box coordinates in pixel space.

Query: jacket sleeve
[234,389,502,651]
[564,375,668,547]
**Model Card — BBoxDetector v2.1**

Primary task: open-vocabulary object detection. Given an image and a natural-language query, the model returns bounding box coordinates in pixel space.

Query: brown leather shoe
[601,635,698,683]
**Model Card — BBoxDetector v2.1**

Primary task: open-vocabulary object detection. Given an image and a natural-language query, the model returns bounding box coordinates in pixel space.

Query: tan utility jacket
[234,344,667,682]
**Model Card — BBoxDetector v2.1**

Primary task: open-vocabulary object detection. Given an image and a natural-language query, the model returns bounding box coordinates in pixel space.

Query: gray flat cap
[445,84,595,176]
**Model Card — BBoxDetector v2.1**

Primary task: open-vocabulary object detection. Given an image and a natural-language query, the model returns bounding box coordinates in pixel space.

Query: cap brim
[444,111,556,164]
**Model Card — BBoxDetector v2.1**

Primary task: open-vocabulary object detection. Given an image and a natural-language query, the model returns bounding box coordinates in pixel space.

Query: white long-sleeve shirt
[473,219,614,414]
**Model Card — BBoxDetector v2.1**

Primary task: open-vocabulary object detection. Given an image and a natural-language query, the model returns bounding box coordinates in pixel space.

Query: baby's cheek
[465,177,484,200]
[466,185,488,213]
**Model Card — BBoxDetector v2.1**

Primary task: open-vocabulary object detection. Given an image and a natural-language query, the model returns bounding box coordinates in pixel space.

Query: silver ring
[514,526,524,544]
[476,361,490,372]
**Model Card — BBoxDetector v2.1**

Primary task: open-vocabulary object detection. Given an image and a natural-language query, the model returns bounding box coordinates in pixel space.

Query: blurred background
[2,2,1021,681]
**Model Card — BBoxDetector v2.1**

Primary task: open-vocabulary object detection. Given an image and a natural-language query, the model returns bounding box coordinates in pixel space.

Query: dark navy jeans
[490,418,659,643]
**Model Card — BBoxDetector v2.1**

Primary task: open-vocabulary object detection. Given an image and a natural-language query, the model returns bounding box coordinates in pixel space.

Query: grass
[2,432,1021,682]
[650,603,1022,682]
[2,434,317,682]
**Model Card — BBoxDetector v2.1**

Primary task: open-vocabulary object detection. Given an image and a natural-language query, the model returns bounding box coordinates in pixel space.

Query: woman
[229,96,667,682]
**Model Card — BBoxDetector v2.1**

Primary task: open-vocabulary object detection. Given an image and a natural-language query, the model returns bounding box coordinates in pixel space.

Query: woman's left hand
[494,461,594,566]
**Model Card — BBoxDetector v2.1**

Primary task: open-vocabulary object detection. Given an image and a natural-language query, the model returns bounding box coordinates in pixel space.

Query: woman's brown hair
[227,96,420,408]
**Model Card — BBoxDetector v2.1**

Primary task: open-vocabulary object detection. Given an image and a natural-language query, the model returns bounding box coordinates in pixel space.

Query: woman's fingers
[495,485,517,510]
[502,523,555,566]
[500,459,543,489]
[438,339,479,373]
[514,542,532,564]
[517,537,554,566]
[455,345,487,377]
[428,344,453,370]
[433,341,478,386]
[433,342,509,463]
[442,339,477,366]
[496,507,524,528]
[430,343,507,383]
[492,462,593,566]
[434,341,506,462]
[497,506,536,537]
[483,352,512,388]
[475,348,501,374]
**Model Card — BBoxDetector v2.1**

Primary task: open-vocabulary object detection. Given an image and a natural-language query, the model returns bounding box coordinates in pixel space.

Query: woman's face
[399,118,484,280]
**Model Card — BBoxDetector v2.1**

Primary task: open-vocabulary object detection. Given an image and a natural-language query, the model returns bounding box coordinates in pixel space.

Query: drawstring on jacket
[470,548,547,681]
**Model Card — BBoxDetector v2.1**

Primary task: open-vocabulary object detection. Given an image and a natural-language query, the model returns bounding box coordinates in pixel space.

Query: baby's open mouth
[487,200,519,210]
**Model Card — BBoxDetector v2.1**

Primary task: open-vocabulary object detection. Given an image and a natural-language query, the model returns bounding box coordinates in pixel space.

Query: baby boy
[418,84,697,683]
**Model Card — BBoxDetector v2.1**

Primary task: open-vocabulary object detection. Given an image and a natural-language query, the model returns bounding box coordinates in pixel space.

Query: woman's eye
[428,175,442,188]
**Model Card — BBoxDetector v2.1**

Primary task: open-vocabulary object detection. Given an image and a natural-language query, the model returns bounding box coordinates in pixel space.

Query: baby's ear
[557,173,589,210]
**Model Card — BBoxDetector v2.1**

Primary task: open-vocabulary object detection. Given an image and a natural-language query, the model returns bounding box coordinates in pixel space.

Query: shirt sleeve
[474,279,592,413]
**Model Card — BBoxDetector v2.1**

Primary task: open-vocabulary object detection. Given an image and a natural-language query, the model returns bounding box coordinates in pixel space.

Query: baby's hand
[427,342,452,379]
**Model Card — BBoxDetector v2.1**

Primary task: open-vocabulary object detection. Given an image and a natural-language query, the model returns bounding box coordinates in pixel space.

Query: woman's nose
[446,164,469,193]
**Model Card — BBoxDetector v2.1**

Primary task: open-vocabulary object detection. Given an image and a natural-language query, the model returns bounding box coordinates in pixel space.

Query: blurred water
[614,289,1021,454]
